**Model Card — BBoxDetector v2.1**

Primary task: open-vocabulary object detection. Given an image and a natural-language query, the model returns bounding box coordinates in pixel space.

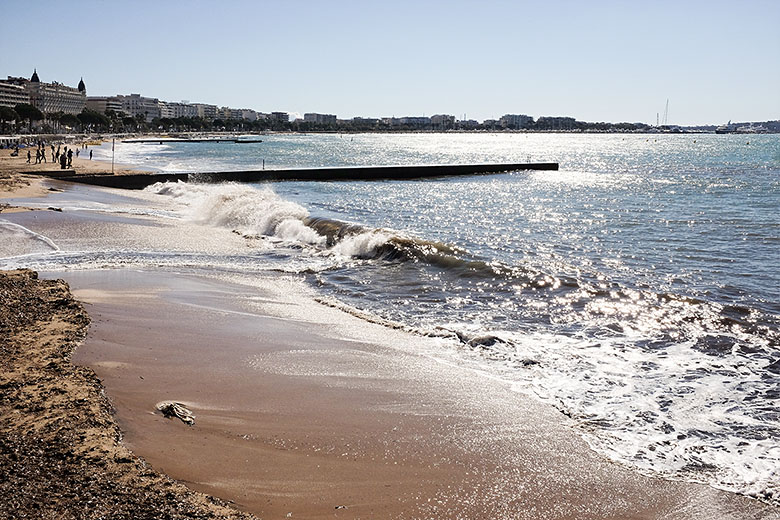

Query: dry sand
[0,144,148,182]
[0,143,149,203]
[0,144,151,212]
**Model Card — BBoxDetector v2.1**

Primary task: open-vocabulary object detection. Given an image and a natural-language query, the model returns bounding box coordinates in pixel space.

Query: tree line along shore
[3,103,779,135]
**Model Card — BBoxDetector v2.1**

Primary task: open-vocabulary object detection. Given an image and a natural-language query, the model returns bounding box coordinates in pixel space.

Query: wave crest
[146,181,325,246]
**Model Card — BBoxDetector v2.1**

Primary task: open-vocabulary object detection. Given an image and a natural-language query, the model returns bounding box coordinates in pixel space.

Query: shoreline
[61,268,780,519]
[1,150,779,518]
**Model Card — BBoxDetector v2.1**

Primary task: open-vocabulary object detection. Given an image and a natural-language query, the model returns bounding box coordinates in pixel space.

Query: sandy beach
[0,143,148,192]
[1,144,779,519]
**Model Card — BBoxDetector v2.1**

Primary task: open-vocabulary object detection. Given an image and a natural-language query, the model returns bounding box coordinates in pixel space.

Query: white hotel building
[3,70,86,115]
[117,94,162,122]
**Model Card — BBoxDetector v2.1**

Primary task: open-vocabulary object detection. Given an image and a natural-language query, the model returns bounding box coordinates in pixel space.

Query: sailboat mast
[663,99,669,126]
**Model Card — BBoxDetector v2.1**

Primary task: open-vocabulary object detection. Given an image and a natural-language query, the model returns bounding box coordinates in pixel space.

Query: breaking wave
[148,181,325,246]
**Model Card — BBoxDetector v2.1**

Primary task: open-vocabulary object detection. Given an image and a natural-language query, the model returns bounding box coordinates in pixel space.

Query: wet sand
[60,268,780,519]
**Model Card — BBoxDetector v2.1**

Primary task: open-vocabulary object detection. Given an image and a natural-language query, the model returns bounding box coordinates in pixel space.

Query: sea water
[7,133,780,503]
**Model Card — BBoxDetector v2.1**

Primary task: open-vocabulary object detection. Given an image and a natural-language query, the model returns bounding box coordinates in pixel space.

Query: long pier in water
[49,162,559,190]
[122,138,264,144]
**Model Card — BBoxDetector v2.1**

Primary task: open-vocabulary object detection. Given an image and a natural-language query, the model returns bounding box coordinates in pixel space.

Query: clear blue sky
[1,0,778,125]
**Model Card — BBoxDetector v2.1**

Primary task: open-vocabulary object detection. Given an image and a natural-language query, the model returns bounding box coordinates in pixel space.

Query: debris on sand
[156,401,196,426]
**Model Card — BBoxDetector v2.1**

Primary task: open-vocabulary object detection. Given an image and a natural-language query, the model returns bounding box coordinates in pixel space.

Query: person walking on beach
[26,150,31,163]
[60,152,67,169]
[89,150,93,160]
[35,149,40,164]
[67,149,73,168]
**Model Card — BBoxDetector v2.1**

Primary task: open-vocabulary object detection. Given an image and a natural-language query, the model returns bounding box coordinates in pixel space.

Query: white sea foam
[146,181,403,259]
[146,181,326,246]
[451,327,780,505]
[0,220,60,257]
[329,230,393,258]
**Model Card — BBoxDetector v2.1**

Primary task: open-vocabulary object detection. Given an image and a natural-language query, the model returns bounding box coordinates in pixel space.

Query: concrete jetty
[53,162,559,190]
[122,138,264,144]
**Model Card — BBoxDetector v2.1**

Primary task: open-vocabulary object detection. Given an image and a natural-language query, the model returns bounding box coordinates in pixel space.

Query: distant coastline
[2,125,779,147]
[3,69,778,138]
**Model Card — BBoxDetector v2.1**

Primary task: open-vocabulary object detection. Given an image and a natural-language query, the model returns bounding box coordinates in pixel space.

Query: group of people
[24,141,93,168]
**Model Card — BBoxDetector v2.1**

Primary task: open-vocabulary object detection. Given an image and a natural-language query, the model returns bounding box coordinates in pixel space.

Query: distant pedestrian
[26,150,31,163]
[67,149,73,168]
[40,148,46,163]
[60,152,67,169]
[76,149,80,158]
[89,150,93,160]
[35,149,40,164]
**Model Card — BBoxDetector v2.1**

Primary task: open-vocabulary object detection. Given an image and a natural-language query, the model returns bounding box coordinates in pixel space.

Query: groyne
[122,138,263,144]
[51,162,559,189]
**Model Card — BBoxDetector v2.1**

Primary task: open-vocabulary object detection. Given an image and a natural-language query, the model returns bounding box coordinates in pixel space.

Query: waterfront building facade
[26,81,87,114]
[217,107,243,120]
[172,102,198,119]
[269,112,289,122]
[193,103,217,120]
[431,114,455,129]
[499,114,533,129]
[391,116,431,128]
[456,119,480,129]
[14,70,87,115]
[304,113,337,124]
[159,102,199,119]
[86,96,123,114]
[535,116,577,130]
[117,94,161,122]
[158,101,173,119]
[0,81,30,108]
